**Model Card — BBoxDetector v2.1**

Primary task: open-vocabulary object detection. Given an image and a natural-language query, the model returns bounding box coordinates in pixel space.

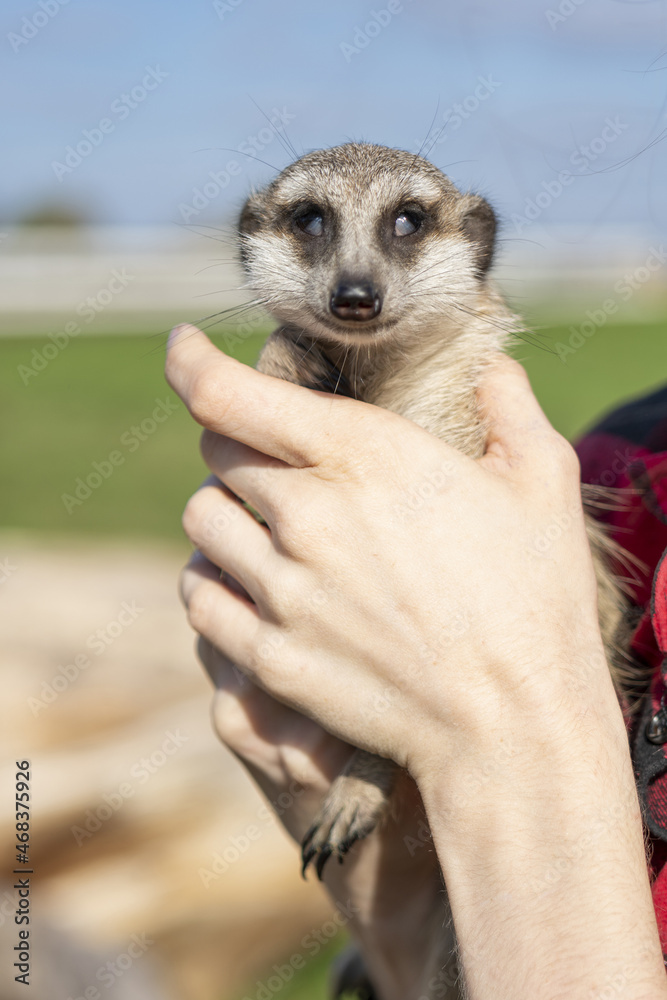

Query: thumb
[476,355,562,476]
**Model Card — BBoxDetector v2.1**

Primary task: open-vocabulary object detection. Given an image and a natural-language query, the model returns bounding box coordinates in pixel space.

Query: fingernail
[167,323,197,350]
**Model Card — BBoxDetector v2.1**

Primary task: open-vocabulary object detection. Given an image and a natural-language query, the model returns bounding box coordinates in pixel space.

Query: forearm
[414,651,667,1000]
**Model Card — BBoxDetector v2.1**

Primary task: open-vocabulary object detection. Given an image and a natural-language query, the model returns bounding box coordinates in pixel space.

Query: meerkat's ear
[238,189,268,236]
[458,194,497,276]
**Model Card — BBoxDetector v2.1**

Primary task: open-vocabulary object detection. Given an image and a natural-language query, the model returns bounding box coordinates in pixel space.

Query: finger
[165,323,353,468]
[199,637,346,772]
[180,556,264,669]
[200,430,308,528]
[196,640,331,837]
[199,635,293,768]
[182,554,391,758]
[477,355,573,478]
[198,637,352,798]
[182,482,277,608]
[180,548,252,608]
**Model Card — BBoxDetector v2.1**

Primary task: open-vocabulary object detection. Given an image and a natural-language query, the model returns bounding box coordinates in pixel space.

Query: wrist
[407,636,624,799]
[415,716,666,999]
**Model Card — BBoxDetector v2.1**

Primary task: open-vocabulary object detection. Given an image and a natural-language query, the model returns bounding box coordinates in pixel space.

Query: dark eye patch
[293,204,325,237]
[378,202,433,264]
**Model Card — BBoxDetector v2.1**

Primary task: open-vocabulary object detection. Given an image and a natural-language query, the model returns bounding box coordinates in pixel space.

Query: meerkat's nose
[330,281,382,322]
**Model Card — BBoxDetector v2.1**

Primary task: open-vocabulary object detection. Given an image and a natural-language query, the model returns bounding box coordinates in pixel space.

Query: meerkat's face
[238,143,497,346]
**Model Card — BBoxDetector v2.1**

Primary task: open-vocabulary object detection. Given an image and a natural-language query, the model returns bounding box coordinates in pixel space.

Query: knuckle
[254,627,287,671]
[182,488,239,546]
[181,490,208,544]
[186,581,218,635]
[273,504,320,557]
[263,566,302,623]
[269,489,305,544]
[329,411,392,474]
[211,690,254,751]
[188,369,232,428]
[272,512,300,555]
[549,434,581,480]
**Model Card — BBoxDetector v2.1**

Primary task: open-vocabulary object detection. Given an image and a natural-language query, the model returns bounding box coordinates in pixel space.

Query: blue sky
[3,0,667,239]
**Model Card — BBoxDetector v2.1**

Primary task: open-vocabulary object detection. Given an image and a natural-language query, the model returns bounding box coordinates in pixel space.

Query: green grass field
[0,328,266,541]
[231,936,349,1000]
[1,318,666,543]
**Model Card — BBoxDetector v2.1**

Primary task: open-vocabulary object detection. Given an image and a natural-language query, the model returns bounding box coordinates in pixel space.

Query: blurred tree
[17,201,92,226]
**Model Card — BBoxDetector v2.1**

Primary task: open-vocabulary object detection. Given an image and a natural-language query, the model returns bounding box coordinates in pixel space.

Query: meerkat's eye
[295,208,324,236]
[394,211,421,237]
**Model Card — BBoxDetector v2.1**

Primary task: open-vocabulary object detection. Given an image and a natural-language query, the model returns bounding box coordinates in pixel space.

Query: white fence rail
[1,225,665,332]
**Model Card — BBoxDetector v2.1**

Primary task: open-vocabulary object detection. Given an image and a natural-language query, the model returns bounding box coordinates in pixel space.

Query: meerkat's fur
[237,142,635,913]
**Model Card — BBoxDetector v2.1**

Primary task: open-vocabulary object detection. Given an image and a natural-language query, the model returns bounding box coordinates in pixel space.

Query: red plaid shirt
[576,383,667,955]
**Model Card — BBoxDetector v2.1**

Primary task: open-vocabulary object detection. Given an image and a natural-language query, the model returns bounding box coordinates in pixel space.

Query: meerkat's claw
[301,821,318,854]
[300,778,392,878]
[315,847,333,881]
[300,809,343,879]
[300,845,318,879]
[338,831,361,857]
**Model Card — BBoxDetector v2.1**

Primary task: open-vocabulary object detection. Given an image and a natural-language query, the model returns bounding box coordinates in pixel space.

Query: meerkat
[235,142,635,885]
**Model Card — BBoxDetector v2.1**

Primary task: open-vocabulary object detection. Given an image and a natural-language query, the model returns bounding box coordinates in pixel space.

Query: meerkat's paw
[301,773,391,880]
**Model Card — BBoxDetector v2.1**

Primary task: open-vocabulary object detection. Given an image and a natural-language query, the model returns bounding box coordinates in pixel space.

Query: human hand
[168,324,666,999]
[168,323,613,782]
[192,613,448,1000]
